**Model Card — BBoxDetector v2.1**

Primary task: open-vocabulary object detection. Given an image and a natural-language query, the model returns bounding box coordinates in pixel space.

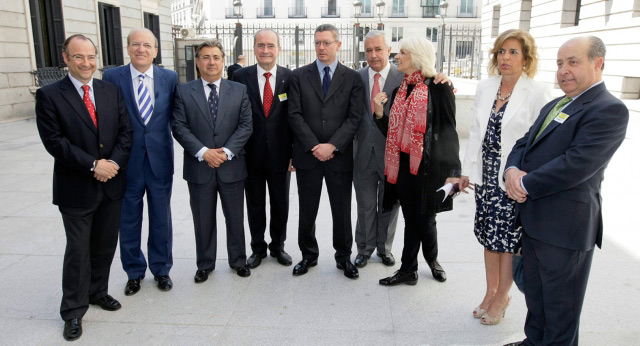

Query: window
[362,0,372,15]
[98,2,124,66]
[290,0,306,17]
[29,0,66,68]
[392,0,405,16]
[144,12,162,65]
[491,5,500,37]
[328,0,337,16]
[459,0,474,17]
[422,0,439,18]
[262,0,273,17]
[427,27,438,43]
[392,27,403,42]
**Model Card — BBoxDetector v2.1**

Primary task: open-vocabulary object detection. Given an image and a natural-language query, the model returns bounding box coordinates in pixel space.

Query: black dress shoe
[427,259,447,282]
[377,252,396,266]
[292,259,318,276]
[379,270,418,286]
[124,275,144,296]
[89,294,121,311]
[270,250,293,266]
[155,275,173,291]
[354,254,369,268]
[233,266,251,277]
[336,261,359,279]
[63,318,82,341]
[504,341,524,346]
[246,252,267,268]
[194,269,213,283]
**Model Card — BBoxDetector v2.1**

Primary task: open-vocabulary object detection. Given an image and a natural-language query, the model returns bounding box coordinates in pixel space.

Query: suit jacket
[103,64,178,179]
[354,64,404,173]
[232,64,293,172]
[506,82,628,251]
[171,78,253,184]
[462,75,551,190]
[36,76,133,208]
[227,63,242,80]
[288,61,363,171]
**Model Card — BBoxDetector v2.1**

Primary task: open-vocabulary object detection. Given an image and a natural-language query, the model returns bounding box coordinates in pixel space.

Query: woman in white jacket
[459,29,551,325]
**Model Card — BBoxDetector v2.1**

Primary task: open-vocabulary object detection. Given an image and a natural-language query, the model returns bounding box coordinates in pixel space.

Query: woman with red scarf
[374,37,460,286]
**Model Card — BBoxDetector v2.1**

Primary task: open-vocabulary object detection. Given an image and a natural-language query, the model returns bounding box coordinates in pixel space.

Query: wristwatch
[91,160,97,172]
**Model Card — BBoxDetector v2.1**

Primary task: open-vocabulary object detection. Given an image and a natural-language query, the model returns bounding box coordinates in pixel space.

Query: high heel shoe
[473,306,487,319]
[480,296,511,325]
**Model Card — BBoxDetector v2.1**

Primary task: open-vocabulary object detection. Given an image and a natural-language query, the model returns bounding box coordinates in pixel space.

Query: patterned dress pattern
[473,100,522,253]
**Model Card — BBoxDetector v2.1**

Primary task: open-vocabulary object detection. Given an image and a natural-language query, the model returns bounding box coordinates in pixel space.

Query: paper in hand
[436,183,460,202]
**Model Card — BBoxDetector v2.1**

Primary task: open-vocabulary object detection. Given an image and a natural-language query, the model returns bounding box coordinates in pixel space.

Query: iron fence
[440,25,481,79]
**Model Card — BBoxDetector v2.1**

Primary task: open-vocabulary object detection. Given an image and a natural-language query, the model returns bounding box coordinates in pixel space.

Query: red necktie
[371,73,381,114]
[263,72,273,118]
[82,85,97,128]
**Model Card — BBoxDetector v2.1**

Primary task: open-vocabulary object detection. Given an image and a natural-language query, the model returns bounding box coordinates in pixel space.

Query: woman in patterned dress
[459,30,551,324]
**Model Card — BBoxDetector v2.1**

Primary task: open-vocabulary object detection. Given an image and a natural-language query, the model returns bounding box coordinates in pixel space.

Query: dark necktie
[207,83,218,129]
[81,85,97,128]
[322,66,331,96]
[263,72,273,117]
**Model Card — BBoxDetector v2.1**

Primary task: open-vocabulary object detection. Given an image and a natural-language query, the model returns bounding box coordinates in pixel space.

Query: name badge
[278,93,287,101]
[554,112,570,124]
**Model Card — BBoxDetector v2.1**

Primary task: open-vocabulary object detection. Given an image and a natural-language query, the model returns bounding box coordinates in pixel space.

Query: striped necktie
[137,74,154,125]
[535,96,571,140]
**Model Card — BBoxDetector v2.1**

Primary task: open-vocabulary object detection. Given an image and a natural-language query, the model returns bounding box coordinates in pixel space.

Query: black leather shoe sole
[63,318,82,341]
[246,253,267,269]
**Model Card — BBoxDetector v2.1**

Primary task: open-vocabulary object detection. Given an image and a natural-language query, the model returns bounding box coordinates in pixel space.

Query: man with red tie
[232,29,294,268]
[36,34,132,341]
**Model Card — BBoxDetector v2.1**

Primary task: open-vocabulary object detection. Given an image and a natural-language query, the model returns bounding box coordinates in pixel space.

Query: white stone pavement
[0,115,638,346]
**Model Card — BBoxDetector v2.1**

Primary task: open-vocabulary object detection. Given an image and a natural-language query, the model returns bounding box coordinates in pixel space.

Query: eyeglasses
[70,54,97,62]
[130,42,155,50]
[314,40,337,47]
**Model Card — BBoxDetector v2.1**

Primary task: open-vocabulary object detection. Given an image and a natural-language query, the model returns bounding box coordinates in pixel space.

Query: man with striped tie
[103,28,178,295]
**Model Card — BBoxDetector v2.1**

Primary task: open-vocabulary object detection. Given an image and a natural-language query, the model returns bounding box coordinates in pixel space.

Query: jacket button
[99,144,103,148]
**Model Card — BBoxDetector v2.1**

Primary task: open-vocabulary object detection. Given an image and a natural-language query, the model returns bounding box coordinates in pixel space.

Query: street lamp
[437,0,449,73]
[376,0,385,29]
[233,0,242,23]
[353,1,363,69]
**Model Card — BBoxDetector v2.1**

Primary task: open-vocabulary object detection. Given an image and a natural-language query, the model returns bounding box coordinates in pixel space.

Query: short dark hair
[315,24,339,42]
[62,34,98,55]
[195,40,225,58]
[587,36,606,70]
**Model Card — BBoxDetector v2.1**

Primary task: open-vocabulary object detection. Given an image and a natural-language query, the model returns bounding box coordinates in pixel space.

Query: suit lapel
[247,65,264,118]
[60,76,97,135]
[324,63,345,101]
[502,76,528,128]
[360,68,370,115]
[190,80,214,130]
[151,65,165,123]
[93,79,108,137]
[383,64,403,114]
[268,65,287,118]
[216,79,231,129]
[306,63,324,101]
[121,65,143,126]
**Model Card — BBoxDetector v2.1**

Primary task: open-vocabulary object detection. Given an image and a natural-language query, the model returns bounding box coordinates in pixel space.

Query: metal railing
[288,7,307,18]
[224,8,243,19]
[257,7,275,18]
[31,67,67,87]
[439,25,481,79]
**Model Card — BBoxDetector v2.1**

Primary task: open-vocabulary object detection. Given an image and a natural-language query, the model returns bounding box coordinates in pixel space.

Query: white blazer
[461,75,552,190]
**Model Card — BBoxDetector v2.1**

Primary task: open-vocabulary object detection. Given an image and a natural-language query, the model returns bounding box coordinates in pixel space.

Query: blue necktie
[207,83,218,129]
[322,66,331,96]
[137,74,153,125]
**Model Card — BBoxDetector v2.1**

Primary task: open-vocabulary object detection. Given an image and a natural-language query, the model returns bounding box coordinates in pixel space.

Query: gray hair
[127,28,158,47]
[254,28,281,47]
[195,40,225,58]
[398,37,436,78]
[62,34,98,55]
[315,24,340,42]
[364,30,390,49]
[587,36,606,70]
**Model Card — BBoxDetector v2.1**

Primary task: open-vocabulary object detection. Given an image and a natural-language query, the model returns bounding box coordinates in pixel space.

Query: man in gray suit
[172,40,253,282]
[353,30,403,268]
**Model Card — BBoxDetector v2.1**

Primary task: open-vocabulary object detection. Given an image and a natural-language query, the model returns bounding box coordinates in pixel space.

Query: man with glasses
[288,24,363,279]
[103,28,178,296]
[36,34,132,341]
[172,40,253,283]
[232,29,294,269]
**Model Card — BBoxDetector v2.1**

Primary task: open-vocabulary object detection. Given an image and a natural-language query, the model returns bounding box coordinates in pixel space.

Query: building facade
[0,0,174,123]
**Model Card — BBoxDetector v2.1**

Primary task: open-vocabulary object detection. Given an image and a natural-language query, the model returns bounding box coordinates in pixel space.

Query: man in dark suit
[288,24,363,279]
[503,36,628,346]
[36,34,132,341]
[226,54,245,80]
[353,30,403,268]
[232,29,293,269]
[172,40,253,282]
[103,28,178,295]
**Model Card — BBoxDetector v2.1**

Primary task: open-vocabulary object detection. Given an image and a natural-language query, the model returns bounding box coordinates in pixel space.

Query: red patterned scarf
[384,70,428,184]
